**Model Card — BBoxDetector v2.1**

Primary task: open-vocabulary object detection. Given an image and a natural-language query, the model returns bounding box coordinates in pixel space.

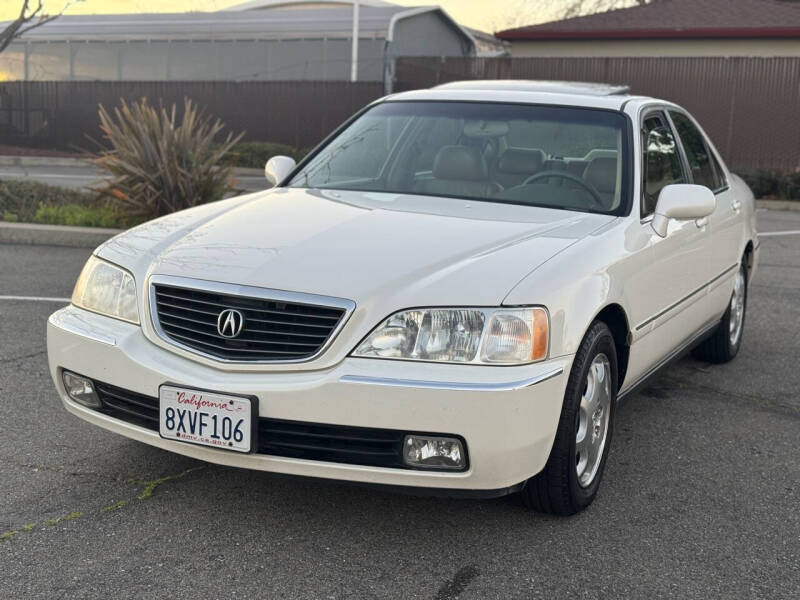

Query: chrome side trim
[339,367,564,392]
[635,263,738,331]
[148,274,356,365]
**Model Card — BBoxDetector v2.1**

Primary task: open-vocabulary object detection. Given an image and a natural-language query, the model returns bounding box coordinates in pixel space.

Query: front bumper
[47,306,571,492]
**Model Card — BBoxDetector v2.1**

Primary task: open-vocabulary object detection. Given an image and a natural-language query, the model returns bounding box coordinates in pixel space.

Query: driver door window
[299,115,410,186]
[641,113,686,217]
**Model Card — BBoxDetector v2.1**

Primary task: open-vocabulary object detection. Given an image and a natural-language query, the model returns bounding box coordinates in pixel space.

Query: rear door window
[669,111,726,192]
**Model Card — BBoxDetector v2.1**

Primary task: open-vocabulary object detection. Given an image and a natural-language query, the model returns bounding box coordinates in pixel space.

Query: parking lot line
[0,172,103,179]
[759,229,800,237]
[0,295,70,303]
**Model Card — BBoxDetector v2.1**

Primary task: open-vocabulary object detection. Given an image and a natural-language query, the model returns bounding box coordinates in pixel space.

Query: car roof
[434,80,631,96]
[385,87,641,111]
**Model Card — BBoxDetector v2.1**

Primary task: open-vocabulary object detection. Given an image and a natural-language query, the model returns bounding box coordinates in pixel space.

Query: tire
[520,321,618,516]
[692,262,747,364]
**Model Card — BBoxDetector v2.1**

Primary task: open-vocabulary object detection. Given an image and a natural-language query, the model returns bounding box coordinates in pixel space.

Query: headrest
[497,148,545,175]
[432,145,488,181]
[584,157,618,194]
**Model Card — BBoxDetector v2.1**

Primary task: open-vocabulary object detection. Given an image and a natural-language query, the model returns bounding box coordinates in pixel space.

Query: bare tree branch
[491,0,652,32]
[0,1,81,55]
[562,0,650,19]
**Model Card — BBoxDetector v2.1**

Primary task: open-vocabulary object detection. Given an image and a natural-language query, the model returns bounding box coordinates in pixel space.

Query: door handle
[731,199,742,213]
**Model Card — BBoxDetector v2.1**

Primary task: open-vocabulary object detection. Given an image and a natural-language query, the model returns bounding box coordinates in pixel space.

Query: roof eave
[497,27,800,41]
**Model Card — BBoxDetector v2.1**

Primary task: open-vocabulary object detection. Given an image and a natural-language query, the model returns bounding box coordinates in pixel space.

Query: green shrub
[32,203,127,228]
[1,179,92,222]
[738,169,800,200]
[0,178,137,228]
[95,98,244,221]
[220,141,307,169]
[782,172,800,199]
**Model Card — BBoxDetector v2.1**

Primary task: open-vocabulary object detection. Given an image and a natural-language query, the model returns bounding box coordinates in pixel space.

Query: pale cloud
[1,0,566,32]
[390,0,564,31]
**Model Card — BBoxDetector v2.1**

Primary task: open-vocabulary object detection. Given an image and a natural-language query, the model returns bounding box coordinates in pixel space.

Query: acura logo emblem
[217,309,245,338]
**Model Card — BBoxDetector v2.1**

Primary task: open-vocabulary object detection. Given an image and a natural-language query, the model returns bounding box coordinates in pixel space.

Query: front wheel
[520,321,618,515]
[692,262,747,364]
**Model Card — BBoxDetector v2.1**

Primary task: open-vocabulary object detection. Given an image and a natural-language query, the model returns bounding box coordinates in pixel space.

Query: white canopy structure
[0,1,506,87]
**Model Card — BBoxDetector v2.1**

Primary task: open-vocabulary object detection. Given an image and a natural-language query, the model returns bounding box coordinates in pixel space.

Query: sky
[0,1,565,33]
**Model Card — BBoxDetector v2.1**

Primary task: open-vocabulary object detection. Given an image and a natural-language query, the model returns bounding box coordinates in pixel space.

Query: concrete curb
[0,155,92,168]
[756,199,800,212]
[232,167,265,176]
[0,155,264,176]
[0,222,122,248]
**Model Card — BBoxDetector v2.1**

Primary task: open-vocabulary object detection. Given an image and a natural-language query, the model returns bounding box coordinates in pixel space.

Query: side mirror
[651,184,715,237]
[265,155,296,187]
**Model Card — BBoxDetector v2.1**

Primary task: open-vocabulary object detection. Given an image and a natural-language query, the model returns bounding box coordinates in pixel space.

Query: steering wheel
[521,170,605,208]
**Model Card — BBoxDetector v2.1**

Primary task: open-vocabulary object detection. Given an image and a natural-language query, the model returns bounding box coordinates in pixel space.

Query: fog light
[62,371,101,409]
[403,435,466,470]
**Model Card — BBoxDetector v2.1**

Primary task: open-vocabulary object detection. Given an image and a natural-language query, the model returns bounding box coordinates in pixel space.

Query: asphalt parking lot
[1,210,798,599]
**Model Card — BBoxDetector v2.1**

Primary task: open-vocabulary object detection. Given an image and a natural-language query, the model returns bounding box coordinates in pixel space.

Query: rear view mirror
[265,155,297,187]
[652,184,715,237]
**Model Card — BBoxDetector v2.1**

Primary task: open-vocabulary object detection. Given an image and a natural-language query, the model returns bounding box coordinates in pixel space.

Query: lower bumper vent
[85,378,457,470]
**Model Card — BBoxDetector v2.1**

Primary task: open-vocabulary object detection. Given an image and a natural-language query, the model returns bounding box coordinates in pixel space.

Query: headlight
[71,256,139,324]
[353,307,548,364]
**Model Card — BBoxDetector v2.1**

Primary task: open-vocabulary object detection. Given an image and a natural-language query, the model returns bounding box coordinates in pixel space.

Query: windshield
[288,101,631,215]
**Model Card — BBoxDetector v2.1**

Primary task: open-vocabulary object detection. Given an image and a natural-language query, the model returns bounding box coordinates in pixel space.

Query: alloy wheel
[576,353,612,488]
[729,269,746,347]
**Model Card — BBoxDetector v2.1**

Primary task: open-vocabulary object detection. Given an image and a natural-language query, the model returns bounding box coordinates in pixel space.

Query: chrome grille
[151,280,351,362]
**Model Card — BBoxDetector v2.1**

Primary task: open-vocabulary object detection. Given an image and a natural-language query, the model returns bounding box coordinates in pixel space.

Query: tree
[0,1,79,54]
[562,0,650,18]
[490,0,651,32]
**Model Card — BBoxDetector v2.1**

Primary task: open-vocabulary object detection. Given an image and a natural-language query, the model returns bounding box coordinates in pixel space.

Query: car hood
[99,187,614,311]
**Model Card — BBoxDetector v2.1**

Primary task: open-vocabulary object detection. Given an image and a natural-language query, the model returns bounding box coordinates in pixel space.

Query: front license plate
[159,385,254,453]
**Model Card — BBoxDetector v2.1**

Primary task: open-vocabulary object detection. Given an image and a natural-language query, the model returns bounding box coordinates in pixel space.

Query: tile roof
[497,0,800,40]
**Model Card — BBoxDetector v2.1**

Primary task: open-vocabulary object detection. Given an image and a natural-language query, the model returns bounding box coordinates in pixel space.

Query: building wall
[0,13,472,82]
[508,38,800,58]
[0,38,388,82]
[389,11,472,58]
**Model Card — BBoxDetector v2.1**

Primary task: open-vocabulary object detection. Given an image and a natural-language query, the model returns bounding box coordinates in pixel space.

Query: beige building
[497,0,800,57]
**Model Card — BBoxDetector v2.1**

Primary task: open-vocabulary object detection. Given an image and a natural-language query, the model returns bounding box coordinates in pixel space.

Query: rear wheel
[520,321,617,515]
[692,262,747,364]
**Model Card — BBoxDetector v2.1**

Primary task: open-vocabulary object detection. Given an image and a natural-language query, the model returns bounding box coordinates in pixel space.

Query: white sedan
[47,81,758,515]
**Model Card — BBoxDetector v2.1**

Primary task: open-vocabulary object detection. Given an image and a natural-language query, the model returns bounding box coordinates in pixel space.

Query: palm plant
[95,98,243,221]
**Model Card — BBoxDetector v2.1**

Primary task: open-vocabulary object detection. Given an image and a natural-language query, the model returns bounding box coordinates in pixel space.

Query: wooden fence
[2,56,799,170]
[395,56,800,171]
[0,80,384,152]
